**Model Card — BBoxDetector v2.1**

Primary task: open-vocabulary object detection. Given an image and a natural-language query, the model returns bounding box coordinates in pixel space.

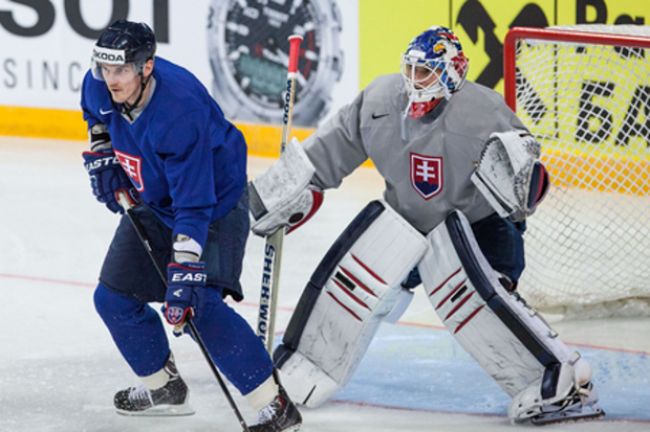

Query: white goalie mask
[401,26,469,104]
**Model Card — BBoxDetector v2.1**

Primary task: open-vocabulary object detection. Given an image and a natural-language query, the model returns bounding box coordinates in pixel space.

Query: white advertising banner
[0,0,358,127]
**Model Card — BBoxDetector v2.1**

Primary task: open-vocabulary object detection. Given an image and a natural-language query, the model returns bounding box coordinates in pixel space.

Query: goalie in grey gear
[249,26,603,425]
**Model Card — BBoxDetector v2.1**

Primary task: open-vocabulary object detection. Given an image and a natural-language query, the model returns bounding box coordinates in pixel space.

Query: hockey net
[504,25,650,319]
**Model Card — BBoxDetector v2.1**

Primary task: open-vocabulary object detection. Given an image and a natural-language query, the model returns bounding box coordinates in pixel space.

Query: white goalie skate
[509,354,604,425]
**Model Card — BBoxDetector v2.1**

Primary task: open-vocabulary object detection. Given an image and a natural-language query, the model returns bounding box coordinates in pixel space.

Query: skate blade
[531,406,605,426]
[116,403,195,417]
[257,422,301,432]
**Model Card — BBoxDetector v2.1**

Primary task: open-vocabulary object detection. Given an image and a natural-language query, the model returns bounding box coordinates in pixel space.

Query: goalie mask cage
[504,25,650,318]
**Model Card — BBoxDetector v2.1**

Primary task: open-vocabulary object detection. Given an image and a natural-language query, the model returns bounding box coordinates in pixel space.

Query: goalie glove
[250,185,324,236]
[249,138,324,236]
[471,130,549,222]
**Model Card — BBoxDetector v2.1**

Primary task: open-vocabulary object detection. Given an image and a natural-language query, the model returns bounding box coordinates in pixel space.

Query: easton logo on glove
[171,273,207,283]
[164,261,206,327]
[82,149,137,214]
[84,155,120,172]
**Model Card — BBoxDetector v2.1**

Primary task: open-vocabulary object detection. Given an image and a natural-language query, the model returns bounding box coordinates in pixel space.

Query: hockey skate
[250,383,302,432]
[114,355,194,416]
[509,356,605,426]
[529,382,604,425]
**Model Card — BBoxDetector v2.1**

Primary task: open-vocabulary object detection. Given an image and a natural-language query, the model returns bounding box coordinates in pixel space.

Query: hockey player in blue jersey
[80,20,300,431]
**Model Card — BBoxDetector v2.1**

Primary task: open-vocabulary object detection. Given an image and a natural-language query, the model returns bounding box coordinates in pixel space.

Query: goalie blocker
[249,138,324,236]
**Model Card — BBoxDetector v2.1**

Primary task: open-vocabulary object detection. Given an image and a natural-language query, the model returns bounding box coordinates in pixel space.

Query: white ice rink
[2,137,649,432]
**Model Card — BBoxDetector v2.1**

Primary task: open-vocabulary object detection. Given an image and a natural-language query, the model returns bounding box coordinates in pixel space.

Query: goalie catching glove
[249,138,324,236]
[471,130,549,222]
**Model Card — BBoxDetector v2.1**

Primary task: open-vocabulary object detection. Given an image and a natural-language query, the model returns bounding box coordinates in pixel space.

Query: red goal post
[504,26,650,110]
[502,25,650,319]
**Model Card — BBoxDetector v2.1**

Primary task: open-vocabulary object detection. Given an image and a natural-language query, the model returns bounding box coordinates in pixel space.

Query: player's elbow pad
[250,185,324,236]
[89,123,112,151]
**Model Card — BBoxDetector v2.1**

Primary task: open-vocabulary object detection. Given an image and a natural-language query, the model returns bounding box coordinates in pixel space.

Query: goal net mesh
[507,25,650,318]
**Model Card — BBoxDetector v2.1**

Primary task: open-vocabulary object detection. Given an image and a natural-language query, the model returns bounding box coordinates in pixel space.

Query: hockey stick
[117,195,250,432]
[256,35,303,353]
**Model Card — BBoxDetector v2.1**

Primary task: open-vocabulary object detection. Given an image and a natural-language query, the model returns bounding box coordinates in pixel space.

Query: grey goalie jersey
[304,74,527,233]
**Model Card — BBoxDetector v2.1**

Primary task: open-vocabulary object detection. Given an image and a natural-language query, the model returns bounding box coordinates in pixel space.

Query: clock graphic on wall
[207,0,343,127]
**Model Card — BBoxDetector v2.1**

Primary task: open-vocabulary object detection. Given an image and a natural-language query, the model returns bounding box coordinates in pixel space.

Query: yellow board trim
[0,105,317,157]
[5,105,645,193]
[236,122,313,158]
[0,104,376,166]
[0,106,87,141]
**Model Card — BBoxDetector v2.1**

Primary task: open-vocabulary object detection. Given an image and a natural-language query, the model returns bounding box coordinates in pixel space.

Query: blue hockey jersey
[80,57,247,248]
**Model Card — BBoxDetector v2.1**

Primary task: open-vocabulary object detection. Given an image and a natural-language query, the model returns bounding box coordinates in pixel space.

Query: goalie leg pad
[274,200,428,407]
[418,210,575,397]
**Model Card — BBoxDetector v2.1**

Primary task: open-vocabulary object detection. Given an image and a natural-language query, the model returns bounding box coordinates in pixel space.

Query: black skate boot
[250,379,302,432]
[114,354,194,416]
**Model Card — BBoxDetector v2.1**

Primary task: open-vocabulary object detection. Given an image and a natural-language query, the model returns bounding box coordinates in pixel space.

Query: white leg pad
[276,201,428,407]
[276,351,339,408]
[418,210,575,397]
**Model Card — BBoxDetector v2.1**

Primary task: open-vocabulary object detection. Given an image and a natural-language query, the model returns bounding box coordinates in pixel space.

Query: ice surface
[1,137,649,431]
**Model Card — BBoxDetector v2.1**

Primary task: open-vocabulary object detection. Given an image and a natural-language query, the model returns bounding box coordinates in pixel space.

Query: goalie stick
[117,194,251,432]
[256,35,303,353]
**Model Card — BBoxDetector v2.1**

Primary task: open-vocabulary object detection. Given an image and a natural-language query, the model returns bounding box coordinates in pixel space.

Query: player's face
[403,64,442,90]
[101,63,141,104]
